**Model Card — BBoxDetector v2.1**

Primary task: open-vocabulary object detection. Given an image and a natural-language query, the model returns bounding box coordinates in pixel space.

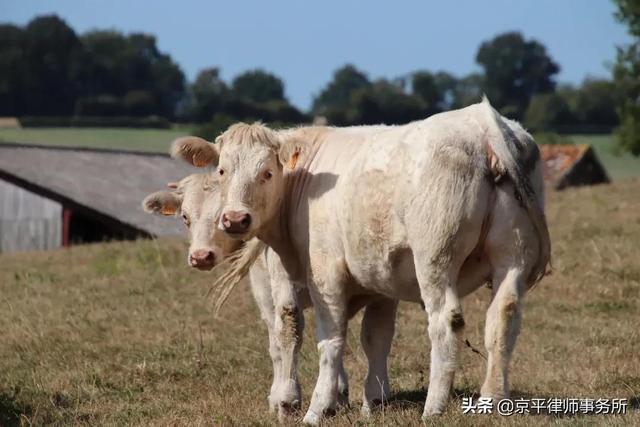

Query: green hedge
[19,115,171,129]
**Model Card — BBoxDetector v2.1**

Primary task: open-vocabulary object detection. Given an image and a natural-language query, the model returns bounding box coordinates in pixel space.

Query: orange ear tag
[287,150,300,170]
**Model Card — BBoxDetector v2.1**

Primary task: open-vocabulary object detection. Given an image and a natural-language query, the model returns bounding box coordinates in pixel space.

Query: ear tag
[287,150,300,170]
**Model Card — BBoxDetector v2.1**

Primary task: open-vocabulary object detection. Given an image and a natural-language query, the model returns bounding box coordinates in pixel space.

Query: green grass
[1,179,640,425]
[570,134,640,180]
[0,127,188,153]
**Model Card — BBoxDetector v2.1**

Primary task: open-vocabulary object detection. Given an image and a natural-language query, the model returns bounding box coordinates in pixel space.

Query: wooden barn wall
[0,179,62,253]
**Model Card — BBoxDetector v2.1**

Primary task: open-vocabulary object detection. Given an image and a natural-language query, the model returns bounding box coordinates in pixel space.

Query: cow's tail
[210,238,267,316]
[480,96,551,286]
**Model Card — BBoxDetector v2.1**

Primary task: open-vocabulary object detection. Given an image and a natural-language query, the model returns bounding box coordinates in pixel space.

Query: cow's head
[142,173,242,270]
[171,127,297,240]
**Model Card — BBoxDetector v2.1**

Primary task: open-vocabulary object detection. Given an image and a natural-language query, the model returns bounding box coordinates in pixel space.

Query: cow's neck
[256,127,328,281]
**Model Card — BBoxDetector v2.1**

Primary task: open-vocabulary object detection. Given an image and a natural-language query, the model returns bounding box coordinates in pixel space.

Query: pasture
[0,128,187,153]
[1,175,639,425]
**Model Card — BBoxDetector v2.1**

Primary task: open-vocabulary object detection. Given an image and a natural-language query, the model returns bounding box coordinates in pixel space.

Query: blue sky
[1,0,632,110]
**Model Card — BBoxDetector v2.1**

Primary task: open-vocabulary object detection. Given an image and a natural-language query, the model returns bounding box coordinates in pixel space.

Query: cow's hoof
[337,388,350,407]
[302,407,336,425]
[361,398,382,417]
[278,400,300,421]
[268,395,278,414]
[302,410,321,426]
[480,385,508,400]
[422,403,445,417]
[361,403,372,417]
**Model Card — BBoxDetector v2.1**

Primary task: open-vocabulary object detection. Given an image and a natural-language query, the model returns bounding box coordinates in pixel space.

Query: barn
[539,144,610,190]
[0,143,196,253]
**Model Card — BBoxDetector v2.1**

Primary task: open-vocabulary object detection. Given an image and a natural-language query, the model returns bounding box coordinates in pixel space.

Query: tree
[80,31,185,118]
[22,16,84,115]
[231,69,285,104]
[350,80,423,125]
[524,93,574,131]
[189,68,229,122]
[572,79,618,129]
[0,24,26,116]
[433,71,459,110]
[613,0,640,155]
[312,64,371,115]
[476,31,559,119]
[411,71,440,115]
[451,73,484,109]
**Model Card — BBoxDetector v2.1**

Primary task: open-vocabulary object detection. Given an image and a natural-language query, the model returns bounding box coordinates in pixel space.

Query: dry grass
[1,179,639,426]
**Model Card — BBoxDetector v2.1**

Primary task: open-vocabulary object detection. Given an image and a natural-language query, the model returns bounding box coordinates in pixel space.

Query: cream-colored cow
[142,173,399,418]
[173,98,551,424]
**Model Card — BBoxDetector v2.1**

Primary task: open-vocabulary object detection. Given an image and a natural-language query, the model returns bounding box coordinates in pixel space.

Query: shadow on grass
[0,392,31,427]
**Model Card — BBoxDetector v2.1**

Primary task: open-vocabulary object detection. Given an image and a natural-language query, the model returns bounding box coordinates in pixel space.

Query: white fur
[142,172,399,418]
[205,100,550,423]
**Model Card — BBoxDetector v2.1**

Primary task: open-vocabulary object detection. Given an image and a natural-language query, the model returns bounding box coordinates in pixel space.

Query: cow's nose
[221,211,252,234]
[189,249,215,269]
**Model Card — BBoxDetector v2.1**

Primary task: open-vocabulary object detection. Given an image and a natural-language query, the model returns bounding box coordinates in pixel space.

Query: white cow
[142,173,399,418]
[172,98,551,423]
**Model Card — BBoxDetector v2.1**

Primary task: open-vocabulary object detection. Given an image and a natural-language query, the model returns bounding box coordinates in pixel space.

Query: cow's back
[294,104,494,300]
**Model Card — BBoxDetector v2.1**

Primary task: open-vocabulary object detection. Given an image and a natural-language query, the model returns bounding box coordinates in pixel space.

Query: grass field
[0,128,187,153]
[571,134,640,180]
[1,178,639,426]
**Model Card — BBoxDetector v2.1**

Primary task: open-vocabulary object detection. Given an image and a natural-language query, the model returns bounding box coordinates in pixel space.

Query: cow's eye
[218,168,225,176]
[262,170,273,181]
[181,213,191,227]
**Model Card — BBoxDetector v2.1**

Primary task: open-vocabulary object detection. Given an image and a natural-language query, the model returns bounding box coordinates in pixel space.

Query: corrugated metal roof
[0,143,203,237]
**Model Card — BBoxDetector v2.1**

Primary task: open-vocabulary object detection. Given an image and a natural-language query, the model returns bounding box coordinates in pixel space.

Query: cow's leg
[302,264,348,425]
[271,277,304,420]
[298,287,353,407]
[248,264,282,412]
[360,297,398,416]
[416,265,464,417]
[409,197,483,416]
[337,361,349,407]
[481,267,526,399]
[481,185,537,400]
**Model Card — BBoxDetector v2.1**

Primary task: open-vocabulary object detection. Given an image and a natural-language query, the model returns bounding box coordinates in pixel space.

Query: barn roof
[0,143,203,237]
[539,144,610,190]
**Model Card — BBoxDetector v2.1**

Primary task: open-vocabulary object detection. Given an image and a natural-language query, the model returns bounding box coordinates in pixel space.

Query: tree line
[0,12,637,154]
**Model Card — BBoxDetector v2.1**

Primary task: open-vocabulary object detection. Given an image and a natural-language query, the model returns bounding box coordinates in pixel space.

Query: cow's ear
[278,137,302,170]
[171,136,219,168]
[142,191,183,216]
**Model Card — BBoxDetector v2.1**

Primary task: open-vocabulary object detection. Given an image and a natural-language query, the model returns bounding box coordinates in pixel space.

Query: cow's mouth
[193,264,215,271]
[224,230,249,240]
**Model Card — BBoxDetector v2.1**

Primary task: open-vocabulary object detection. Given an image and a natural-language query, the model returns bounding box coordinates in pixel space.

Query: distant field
[0,128,638,180]
[1,179,639,426]
[571,134,640,180]
[0,127,187,153]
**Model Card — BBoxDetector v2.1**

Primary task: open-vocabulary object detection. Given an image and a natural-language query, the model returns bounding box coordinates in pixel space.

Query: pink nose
[221,211,252,234]
[189,249,215,269]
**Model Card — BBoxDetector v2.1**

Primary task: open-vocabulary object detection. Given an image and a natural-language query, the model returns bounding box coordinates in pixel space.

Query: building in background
[539,144,610,190]
[0,144,196,253]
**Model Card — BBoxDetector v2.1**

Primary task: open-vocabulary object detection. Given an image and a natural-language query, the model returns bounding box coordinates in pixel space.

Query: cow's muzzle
[189,248,216,270]
[221,210,252,236]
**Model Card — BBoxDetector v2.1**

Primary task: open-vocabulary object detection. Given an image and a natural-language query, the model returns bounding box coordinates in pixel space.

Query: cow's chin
[223,229,253,241]
[192,264,215,271]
